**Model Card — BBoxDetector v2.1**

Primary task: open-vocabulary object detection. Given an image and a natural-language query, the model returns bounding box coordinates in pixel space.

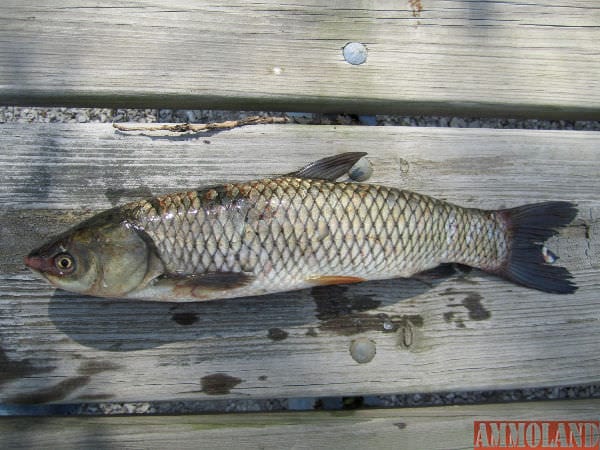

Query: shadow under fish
[47,276,439,351]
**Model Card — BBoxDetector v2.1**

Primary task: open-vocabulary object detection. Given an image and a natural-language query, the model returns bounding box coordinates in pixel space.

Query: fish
[24,152,578,301]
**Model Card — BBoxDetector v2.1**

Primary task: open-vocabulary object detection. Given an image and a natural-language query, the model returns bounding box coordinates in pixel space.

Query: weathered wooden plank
[1,400,599,450]
[0,1,599,118]
[0,124,598,404]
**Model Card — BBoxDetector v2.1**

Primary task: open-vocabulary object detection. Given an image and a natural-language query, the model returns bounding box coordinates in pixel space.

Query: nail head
[350,338,376,364]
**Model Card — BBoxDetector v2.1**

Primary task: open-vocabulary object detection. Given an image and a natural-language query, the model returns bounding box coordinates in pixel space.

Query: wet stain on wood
[320,312,413,336]
[462,293,490,321]
[77,359,123,376]
[0,348,55,386]
[312,285,381,320]
[403,315,424,328]
[267,328,289,341]
[171,312,199,326]
[443,290,490,327]
[8,376,90,404]
[313,285,424,336]
[313,285,381,335]
[200,373,242,395]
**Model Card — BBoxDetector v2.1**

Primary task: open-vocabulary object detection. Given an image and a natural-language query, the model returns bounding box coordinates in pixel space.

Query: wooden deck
[1,1,599,118]
[1,0,599,447]
[0,124,598,404]
[1,400,599,450]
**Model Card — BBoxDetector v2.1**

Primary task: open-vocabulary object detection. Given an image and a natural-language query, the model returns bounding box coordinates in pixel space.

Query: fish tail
[496,201,578,294]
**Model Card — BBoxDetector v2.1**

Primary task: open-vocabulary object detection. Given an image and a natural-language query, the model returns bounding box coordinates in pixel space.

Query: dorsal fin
[288,152,368,181]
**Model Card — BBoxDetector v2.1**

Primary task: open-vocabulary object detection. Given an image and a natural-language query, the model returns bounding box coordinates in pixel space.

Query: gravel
[2,106,599,130]
[1,106,598,415]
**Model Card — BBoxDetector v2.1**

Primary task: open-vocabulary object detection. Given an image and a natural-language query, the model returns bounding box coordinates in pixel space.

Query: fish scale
[122,177,505,295]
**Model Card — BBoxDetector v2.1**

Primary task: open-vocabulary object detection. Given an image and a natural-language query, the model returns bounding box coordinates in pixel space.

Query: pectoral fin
[172,271,255,290]
[126,271,256,302]
[156,271,256,300]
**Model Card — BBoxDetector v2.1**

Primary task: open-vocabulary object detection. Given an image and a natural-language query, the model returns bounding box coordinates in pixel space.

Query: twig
[112,115,290,133]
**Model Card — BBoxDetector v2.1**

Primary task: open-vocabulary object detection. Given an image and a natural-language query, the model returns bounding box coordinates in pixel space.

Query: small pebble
[349,338,376,364]
[542,246,558,264]
[349,157,373,182]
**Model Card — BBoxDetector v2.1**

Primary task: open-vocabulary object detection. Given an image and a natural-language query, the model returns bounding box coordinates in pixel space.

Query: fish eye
[54,253,75,273]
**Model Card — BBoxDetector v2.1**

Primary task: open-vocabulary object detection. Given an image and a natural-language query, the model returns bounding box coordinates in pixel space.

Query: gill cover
[25,209,164,298]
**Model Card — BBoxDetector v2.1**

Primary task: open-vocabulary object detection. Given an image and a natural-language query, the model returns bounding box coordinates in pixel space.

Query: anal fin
[307,275,366,286]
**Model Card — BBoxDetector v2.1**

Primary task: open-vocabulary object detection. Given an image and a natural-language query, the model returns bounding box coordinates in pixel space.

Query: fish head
[25,209,162,298]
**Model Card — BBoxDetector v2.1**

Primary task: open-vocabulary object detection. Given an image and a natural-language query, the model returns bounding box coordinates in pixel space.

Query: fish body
[25,153,577,301]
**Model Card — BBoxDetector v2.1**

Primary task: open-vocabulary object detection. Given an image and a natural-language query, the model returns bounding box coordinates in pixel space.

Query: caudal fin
[498,201,578,294]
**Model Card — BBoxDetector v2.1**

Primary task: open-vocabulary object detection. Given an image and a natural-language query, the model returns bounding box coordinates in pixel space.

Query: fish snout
[24,254,50,272]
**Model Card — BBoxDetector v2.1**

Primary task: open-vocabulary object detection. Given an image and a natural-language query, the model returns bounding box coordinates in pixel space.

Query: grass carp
[25,153,577,301]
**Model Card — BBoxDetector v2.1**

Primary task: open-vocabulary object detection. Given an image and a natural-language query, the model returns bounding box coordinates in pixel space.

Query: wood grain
[0,1,599,118]
[1,400,599,450]
[0,124,598,404]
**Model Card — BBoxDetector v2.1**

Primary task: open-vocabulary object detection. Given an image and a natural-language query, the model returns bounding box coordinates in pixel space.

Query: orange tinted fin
[307,275,366,286]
